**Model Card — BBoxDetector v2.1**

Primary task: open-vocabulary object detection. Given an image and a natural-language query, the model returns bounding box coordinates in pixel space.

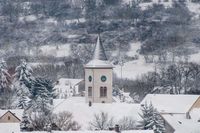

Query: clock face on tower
[88,76,92,82]
[101,75,107,82]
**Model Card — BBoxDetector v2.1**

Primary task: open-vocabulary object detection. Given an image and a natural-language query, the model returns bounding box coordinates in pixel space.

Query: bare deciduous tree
[52,111,81,131]
[89,112,114,130]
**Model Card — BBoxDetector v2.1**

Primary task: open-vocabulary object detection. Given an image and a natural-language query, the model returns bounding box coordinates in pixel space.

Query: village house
[141,94,200,133]
[0,109,23,133]
[0,109,23,123]
[54,78,83,99]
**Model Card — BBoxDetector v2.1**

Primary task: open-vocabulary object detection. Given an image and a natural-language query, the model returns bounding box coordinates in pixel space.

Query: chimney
[186,112,191,119]
[114,124,120,133]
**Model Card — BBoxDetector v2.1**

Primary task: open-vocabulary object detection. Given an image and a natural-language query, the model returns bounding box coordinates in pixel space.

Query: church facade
[85,35,113,103]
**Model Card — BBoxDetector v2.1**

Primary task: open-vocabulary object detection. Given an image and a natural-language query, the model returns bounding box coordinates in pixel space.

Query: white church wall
[85,68,113,103]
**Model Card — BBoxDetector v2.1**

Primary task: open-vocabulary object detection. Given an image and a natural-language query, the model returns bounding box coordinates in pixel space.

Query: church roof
[85,35,113,68]
[93,35,107,61]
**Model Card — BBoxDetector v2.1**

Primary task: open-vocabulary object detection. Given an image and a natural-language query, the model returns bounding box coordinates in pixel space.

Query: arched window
[88,87,92,97]
[100,87,107,97]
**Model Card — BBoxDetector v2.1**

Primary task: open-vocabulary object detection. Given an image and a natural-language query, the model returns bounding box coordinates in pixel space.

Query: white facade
[85,68,113,103]
[54,78,83,99]
[84,35,113,103]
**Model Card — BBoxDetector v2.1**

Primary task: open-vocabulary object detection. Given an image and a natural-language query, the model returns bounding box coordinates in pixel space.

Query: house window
[100,87,107,97]
[8,116,10,120]
[88,87,92,97]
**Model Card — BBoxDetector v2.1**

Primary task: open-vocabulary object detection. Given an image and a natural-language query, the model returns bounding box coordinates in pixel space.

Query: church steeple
[93,35,107,61]
[84,34,113,103]
[85,35,113,68]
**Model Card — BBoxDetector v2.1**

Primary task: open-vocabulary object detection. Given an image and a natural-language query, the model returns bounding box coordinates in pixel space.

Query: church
[84,35,113,103]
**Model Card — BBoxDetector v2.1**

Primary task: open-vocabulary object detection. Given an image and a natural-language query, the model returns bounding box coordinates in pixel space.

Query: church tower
[85,35,113,103]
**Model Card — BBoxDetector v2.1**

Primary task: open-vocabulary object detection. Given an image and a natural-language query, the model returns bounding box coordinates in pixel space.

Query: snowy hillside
[114,41,154,79]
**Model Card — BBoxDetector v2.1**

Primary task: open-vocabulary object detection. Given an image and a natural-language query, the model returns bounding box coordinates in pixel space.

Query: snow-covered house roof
[141,94,200,114]
[0,109,23,121]
[161,114,200,133]
[56,78,83,87]
[53,97,141,130]
[85,35,113,69]
[0,123,20,133]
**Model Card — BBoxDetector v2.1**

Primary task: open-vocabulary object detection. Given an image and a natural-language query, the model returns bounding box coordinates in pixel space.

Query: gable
[189,96,200,112]
[0,111,21,123]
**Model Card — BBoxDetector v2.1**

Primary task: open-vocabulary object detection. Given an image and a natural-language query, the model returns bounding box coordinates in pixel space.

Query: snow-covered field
[114,41,154,79]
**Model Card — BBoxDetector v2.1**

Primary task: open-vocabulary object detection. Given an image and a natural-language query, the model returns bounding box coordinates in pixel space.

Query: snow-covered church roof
[85,35,113,69]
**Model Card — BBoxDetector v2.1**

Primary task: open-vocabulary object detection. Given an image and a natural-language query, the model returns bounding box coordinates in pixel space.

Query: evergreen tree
[17,89,29,109]
[140,102,165,133]
[20,111,31,131]
[14,59,33,85]
[14,59,33,109]
[152,111,165,133]
[28,77,55,114]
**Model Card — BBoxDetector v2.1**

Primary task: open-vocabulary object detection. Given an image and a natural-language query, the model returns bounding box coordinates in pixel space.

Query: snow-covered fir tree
[17,89,30,109]
[14,59,33,109]
[28,77,55,114]
[140,102,165,133]
[14,59,33,85]
[20,110,31,131]
[152,110,166,133]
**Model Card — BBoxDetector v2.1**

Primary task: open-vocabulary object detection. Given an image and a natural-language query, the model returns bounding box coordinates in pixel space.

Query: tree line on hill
[0,0,196,59]
[114,61,200,101]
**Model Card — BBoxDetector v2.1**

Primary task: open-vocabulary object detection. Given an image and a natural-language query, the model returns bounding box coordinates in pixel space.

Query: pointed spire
[92,35,107,61]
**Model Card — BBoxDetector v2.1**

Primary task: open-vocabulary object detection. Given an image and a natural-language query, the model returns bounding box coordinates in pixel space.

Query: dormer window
[8,116,10,120]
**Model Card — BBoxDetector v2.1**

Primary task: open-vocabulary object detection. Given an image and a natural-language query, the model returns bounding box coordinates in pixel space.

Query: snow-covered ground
[0,123,20,133]
[29,62,65,67]
[114,41,154,79]
[21,131,153,133]
[53,97,141,130]
[19,15,37,22]
[123,0,200,15]
[189,52,200,64]
[40,44,71,57]
[64,18,86,25]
